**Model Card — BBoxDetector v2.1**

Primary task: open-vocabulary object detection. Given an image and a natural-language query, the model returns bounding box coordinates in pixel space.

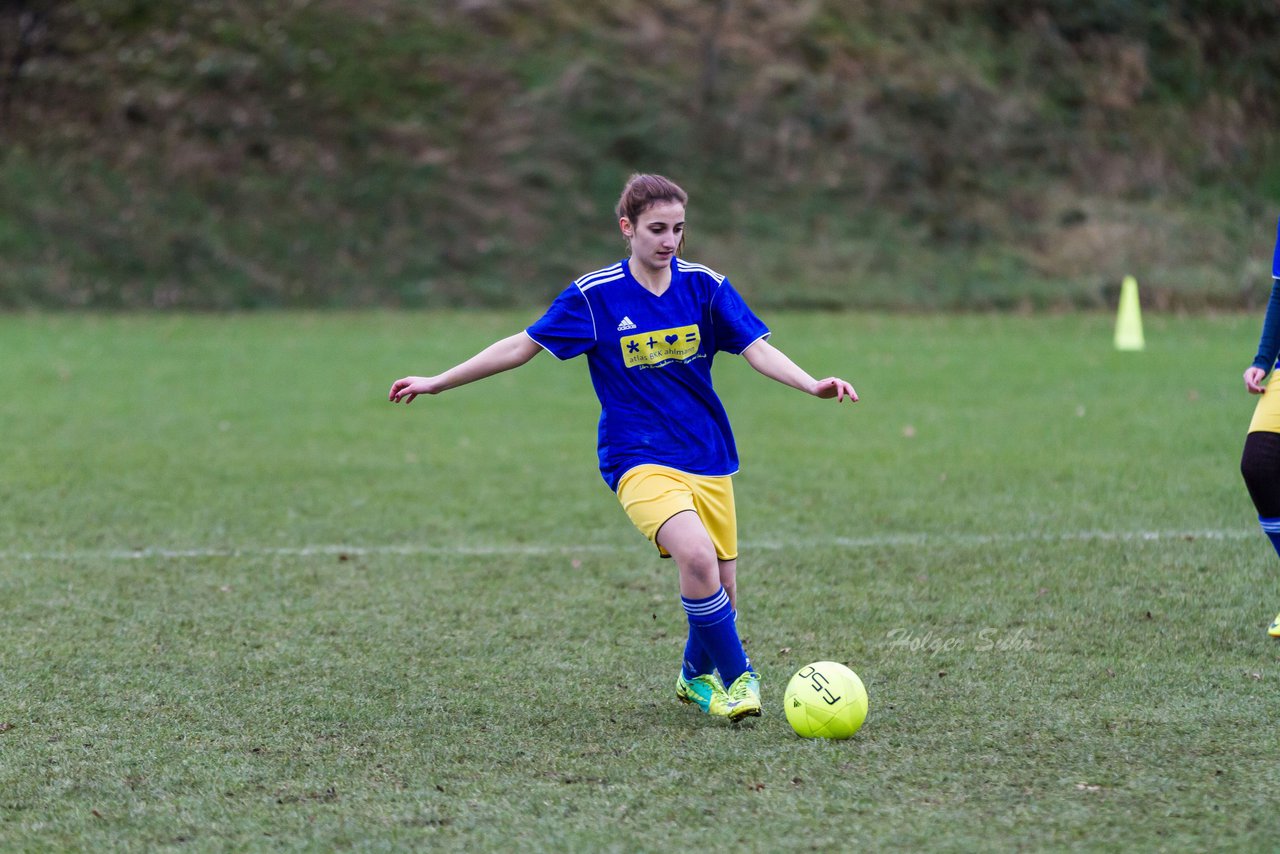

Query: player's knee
[677,549,720,588]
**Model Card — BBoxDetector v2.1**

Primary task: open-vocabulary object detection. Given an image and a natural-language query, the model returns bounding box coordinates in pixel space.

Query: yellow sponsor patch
[620,324,701,368]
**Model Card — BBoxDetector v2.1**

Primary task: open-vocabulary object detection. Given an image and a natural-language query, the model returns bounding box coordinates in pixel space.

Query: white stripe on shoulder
[575,262,625,291]
[675,258,725,284]
[578,272,624,292]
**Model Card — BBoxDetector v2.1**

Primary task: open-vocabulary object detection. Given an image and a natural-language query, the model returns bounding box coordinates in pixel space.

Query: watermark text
[881,627,1034,657]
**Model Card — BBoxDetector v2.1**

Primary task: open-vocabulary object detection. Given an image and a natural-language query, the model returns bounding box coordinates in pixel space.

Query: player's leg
[658,511,760,719]
[653,511,739,715]
[714,556,761,708]
[658,510,739,676]
[658,509,721,598]
[1241,428,1280,636]
[1241,431,1280,523]
[1244,378,1280,635]
[675,557,736,680]
[616,466,737,716]
[689,474,760,709]
[679,558,746,686]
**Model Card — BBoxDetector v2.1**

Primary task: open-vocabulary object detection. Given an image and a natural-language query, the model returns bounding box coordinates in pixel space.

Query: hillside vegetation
[2,0,1280,310]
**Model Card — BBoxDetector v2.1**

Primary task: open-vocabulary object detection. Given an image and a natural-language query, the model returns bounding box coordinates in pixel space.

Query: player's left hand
[1245,366,1268,395]
[813,377,858,402]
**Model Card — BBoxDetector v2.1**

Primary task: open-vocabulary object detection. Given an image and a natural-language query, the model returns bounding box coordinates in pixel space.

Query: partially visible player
[1241,216,1280,636]
[389,173,858,721]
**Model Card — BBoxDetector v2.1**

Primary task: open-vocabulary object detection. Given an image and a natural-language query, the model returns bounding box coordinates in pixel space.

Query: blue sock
[682,588,749,687]
[1261,517,1280,558]
[682,632,715,681]
[683,610,756,681]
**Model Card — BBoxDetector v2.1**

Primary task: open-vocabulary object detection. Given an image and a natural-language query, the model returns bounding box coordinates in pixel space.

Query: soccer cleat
[725,671,762,721]
[676,672,736,717]
[1269,612,1280,638]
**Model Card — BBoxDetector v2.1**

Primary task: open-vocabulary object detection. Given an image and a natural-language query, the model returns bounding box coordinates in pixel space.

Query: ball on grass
[784,661,868,739]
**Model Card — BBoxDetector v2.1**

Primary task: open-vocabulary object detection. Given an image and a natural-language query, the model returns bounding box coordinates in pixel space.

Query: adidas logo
[616,316,637,331]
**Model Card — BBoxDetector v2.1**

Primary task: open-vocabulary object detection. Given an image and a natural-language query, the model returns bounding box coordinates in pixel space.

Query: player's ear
[619,217,633,239]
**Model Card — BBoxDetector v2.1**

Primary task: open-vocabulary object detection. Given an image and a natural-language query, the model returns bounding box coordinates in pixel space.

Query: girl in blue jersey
[390,173,857,720]
[1241,217,1280,637]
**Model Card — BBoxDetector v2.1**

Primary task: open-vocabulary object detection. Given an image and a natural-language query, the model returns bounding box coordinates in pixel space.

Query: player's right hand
[1245,366,1268,395]
[389,376,437,404]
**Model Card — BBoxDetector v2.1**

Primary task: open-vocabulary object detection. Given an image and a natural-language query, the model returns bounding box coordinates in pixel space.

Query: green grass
[2,310,1276,850]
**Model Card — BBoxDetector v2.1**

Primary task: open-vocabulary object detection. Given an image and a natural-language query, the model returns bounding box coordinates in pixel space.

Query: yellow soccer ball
[784,661,868,739]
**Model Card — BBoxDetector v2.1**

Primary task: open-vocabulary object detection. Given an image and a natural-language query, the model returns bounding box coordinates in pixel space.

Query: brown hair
[615,173,688,253]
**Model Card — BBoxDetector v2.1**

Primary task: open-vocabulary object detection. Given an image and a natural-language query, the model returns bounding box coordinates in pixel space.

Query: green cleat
[1269,612,1280,638]
[725,671,762,721]
[676,672,737,717]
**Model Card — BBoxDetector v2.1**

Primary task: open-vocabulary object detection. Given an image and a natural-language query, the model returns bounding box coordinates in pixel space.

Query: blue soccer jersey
[526,257,770,490]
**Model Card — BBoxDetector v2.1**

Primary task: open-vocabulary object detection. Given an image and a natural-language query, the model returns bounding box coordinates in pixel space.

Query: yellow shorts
[616,464,738,561]
[1249,373,1280,433]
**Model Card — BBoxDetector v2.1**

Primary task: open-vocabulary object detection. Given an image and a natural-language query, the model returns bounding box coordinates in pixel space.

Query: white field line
[0,528,1257,562]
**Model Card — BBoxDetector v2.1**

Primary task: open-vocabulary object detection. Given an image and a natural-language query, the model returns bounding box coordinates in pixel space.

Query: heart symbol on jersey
[665,334,679,344]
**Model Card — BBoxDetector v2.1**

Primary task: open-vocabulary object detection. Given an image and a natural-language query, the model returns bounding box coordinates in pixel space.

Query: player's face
[622,201,685,271]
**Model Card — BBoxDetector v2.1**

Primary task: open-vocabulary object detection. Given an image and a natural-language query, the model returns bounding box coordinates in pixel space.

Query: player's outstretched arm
[389,332,543,404]
[741,339,858,403]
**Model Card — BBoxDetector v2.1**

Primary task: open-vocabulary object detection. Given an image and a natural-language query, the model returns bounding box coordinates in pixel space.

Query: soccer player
[389,173,857,720]
[1242,217,1280,637]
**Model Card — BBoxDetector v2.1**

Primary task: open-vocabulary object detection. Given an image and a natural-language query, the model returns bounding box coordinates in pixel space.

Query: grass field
[2,310,1277,850]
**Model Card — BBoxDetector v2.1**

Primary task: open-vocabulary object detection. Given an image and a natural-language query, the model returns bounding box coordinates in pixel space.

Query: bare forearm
[742,339,819,393]
[741,339,859,403]
[389,332,541,404]
[434,333,541,392]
